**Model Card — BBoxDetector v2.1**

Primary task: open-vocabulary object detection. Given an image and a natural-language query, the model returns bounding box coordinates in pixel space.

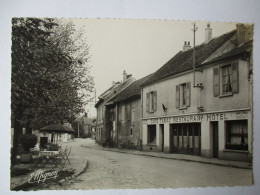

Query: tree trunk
[11,118,22,166]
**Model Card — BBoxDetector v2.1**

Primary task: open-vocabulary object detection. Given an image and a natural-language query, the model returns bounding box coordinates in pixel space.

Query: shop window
[225,120,248,150]
[213,61,239,97]
[148,125,156,144]
[146,91,157,113]
[176,82,191,108]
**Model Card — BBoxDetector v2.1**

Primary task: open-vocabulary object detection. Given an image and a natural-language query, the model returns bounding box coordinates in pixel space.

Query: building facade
[95,71,135,142]
[141,24,253,162]
[106,75,150,147]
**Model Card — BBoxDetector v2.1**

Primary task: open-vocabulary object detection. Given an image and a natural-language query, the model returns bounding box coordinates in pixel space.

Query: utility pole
[192,22,198,88]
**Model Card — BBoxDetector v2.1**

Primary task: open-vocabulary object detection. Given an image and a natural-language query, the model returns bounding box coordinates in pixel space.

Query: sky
[72,19,237,118]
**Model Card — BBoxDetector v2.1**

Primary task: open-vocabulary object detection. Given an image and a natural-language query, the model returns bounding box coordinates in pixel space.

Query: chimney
[123,70,127,82]
[112,81,115,86]
[183,41,191,51]
[236,23,245,45]
[237,23,253,45]
[205,23,212,42]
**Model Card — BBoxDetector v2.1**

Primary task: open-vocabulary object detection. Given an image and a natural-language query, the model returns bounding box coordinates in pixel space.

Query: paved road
[51,138,253,190]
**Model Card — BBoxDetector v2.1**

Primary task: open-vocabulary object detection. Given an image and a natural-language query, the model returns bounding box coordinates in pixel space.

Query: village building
[95,71,135,142]
[140,24,253,162]
[106,75,151,147]
[73,113,96,138]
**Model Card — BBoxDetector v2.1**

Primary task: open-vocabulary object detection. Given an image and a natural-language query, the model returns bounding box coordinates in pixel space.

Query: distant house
[73,113,96,138]
[33,122,74,148]
[95,71,135,142]
[140,23,253,162]
[106,75,151,147]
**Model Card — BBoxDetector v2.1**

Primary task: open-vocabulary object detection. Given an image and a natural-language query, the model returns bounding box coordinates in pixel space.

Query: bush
[19,134,37,153]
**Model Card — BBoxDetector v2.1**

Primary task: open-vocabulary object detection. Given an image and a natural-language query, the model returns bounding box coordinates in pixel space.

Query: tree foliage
[11,18,94,130]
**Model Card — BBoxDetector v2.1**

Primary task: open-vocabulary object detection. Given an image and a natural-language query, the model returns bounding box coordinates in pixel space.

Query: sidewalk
[80,143,252,170]
[11,156,87,190]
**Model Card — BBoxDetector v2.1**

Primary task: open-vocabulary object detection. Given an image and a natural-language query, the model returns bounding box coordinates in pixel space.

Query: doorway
[212,122,219,158]
[160,124,164,152]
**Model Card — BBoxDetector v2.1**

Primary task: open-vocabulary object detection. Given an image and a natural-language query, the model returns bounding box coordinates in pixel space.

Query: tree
[11,18,94,164]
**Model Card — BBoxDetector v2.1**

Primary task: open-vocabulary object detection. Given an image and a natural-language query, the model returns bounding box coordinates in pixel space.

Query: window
[225,120,248,150]
[148,125,156,144]
[176,82,191,108]
[213,61,239,97]
[222,65,232,93]
[131,108,135,125]
[119,105,125,122]
[146,91,157,113]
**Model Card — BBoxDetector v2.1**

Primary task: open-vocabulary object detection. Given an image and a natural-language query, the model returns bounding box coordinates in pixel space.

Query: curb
[12,161,88,190]
[80,144,252,170]
[59,160,88,185]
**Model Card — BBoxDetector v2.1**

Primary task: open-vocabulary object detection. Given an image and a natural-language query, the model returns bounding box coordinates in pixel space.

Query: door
[212,122,219,158]
[160,124,164,152]
[40,137,48,148]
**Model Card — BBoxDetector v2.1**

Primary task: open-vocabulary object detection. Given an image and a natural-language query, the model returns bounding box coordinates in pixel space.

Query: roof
[107,74,151,105]
[203,40,253,65]
[142,30,236,86]
[40,124,75,134]
[95,76,135,108]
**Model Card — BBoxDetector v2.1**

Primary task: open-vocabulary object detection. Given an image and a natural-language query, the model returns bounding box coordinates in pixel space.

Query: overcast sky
[71,19,237,117]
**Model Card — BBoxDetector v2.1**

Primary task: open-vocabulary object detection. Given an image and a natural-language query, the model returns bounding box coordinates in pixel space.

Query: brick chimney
[123,70,127,82]
[205,23,212,42]
[183,41,191,51]
[236,23,253,45]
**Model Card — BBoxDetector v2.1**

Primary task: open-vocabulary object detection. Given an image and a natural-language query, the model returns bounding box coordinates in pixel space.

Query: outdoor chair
[52,146,72,168]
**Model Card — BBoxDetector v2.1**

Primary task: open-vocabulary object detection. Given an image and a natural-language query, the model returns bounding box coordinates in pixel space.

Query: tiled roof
[95,77,135,108]
[107,74,151,104]
[142,30,236,86]
[203,40,253,65]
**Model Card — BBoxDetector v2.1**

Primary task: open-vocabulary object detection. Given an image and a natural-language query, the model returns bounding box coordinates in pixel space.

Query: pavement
[10,145,88,191]
[80,141,252,170]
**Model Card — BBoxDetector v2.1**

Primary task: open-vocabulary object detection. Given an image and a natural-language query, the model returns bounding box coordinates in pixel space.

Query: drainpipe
[140,88,143,151]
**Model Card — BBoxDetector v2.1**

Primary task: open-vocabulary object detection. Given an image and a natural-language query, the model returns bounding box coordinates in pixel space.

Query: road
[51,138,253,190]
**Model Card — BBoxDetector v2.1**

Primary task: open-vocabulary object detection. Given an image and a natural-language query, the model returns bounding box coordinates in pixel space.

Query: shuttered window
[146,93,150,112]
[176,82,191,108]
[146,91,157,113]
[176,85,180,108]
[186,82,191,107]
[213,67,220,97]
[213,61,239,96]
[231,62,239,93]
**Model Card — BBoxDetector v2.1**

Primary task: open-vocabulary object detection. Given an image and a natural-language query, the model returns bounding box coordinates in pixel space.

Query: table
[34,151,60,167]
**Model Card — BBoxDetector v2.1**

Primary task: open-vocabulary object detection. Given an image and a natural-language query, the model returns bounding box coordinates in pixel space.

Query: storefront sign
[144,112,246,124]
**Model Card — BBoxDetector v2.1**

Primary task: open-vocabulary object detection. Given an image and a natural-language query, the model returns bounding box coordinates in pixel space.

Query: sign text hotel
[144,112,248,124]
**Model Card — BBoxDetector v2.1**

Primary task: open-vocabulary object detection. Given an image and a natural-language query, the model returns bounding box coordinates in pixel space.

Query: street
[51,138,253,190]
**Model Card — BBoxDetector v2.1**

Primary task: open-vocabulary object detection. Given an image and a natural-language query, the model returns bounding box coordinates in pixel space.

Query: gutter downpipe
[140,88,143,151]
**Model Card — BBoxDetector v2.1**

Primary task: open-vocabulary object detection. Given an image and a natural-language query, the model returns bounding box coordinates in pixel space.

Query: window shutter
[146,93,150,112]
[176,85,180,108]
[186,82,191,107]
[153,91,157,111]
[122,106,125,122]
[213,67,220,97]
[232,62,239,93]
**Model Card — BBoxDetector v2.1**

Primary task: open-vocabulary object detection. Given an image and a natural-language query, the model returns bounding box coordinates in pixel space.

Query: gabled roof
[142,30,236,86]
[95,76,135,108]
[203,40,253,65]
[107,74,151,105]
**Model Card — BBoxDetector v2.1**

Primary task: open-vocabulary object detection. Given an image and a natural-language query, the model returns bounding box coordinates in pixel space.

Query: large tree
[11,18,94,164]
